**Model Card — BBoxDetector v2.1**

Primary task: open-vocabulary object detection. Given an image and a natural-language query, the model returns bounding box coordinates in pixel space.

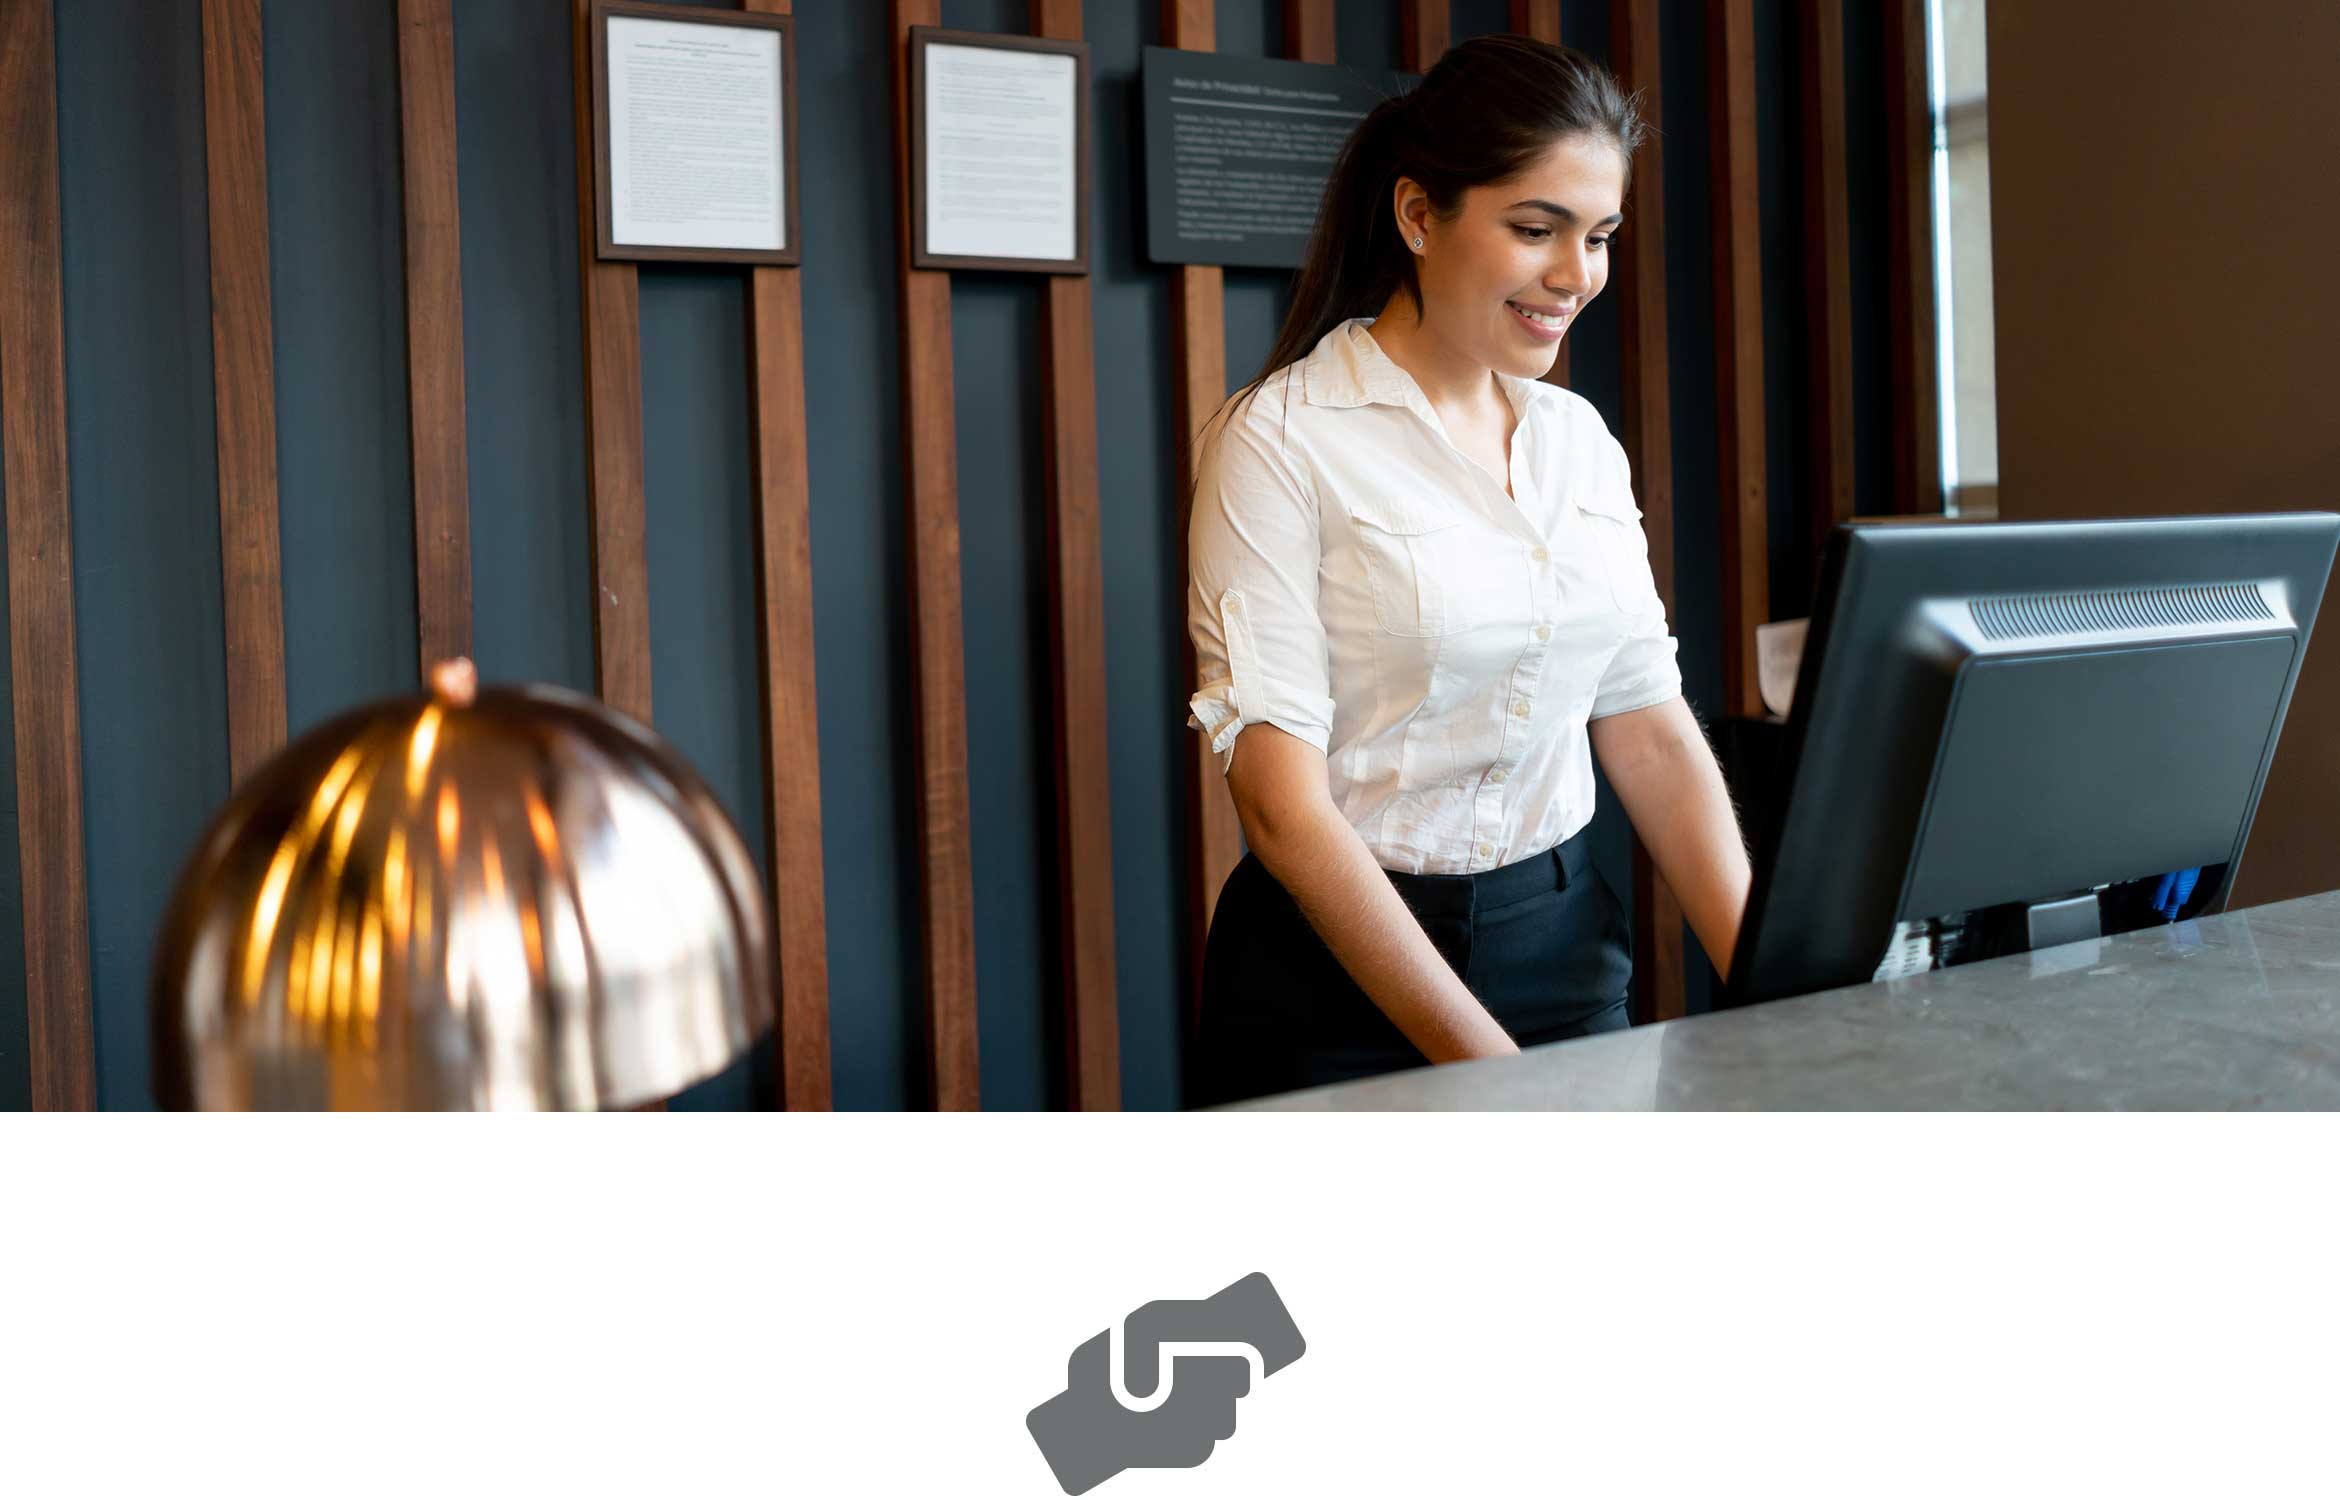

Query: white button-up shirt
[1186,315,1683,875]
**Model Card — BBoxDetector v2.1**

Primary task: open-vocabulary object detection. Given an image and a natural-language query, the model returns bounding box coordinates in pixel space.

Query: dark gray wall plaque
[1142,47,1415,270]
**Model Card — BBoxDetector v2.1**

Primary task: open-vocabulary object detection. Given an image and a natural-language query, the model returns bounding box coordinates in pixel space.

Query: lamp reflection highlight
[151,660,773,1109]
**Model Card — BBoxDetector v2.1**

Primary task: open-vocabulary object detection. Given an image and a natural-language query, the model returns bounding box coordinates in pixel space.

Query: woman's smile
[1506,299,1573,341]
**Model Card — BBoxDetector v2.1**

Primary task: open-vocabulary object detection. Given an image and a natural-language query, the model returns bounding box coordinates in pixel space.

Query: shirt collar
[1299,315,1555,423]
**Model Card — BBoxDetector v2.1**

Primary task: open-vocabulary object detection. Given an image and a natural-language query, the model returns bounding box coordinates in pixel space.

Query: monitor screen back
[1899,634,2294,920]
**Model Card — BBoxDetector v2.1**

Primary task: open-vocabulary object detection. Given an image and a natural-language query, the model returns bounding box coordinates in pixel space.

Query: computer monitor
[1722,511,2340,1008]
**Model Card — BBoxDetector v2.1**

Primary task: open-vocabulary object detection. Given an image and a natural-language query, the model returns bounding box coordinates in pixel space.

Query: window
[1930,0,1995,516]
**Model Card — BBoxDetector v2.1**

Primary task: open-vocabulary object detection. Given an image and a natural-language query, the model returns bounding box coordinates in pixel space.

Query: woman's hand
[1588,696,1753,980]
[1224,725,1521,1063]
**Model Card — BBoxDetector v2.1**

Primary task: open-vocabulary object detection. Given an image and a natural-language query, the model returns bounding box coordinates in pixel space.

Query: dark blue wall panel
[1657,0,1724,1014]
[638,265,766,1112]
[454,0,597,695]
[54,0,235,1109]
[950,0,1062,1120]
[1089,0,1188,1109]
[265,0,422,734]
[794,1,922,1111]
[1843,0,1896,547]
[949,270,1059,1110]
[1755,0,1809,623]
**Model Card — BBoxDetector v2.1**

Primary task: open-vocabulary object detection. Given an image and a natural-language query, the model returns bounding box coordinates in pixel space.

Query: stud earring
[1411,236,1423,249]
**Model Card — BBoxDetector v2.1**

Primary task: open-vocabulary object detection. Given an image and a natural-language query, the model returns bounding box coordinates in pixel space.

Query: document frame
[909,27,1093,276]
[590,0,802,266]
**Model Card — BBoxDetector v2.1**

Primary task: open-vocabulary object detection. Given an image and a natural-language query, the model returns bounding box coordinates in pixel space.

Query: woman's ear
[1391,176,1430,252]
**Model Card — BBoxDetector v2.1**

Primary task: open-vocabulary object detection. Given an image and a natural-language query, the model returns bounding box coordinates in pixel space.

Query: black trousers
[1189,825,1633,1108]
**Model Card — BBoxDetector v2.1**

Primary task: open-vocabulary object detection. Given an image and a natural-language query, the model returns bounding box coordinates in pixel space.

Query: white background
[3,1114,2333,1498]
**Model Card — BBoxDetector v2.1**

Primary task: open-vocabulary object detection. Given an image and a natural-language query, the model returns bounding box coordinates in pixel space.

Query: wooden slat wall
[1162,0,1243,1033]
[1508,0,1561,44]
[1031,0,1122,1111]
[1610,0,1686,1025]
[1285,0,1335,64]
[1401,0,1450,70]
[200,0,289,781]
[1882,0,1941,515]
[1508,1,1567,388]
[569,0,652,725]
[889,0,981,1111]
[1797,0,1854,573]
[741,0,834,1111]
[396,0,473,672]
[568,0,656,1108]
[1706,0,1766,721]
[0,0,97,1110]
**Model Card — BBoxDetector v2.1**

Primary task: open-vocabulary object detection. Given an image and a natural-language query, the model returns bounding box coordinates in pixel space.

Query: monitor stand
[2025,893,2103,951]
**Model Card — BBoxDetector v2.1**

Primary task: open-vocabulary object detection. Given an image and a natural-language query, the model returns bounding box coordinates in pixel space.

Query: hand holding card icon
[1025,1272,1306,1495]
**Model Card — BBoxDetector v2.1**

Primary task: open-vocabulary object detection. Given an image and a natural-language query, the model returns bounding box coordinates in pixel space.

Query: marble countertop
[1224,889,2340,1109]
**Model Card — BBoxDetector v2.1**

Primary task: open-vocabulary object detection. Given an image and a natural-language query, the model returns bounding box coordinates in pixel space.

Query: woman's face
[1396,132,1628,380]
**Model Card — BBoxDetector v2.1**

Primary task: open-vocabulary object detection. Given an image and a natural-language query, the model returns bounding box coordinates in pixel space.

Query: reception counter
[1225,889,2340,1109]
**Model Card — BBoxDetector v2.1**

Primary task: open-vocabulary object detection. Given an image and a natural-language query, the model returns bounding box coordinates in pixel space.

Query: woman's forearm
[1591,698,1753,980]
[1243,803,1521,1064]
[1622,737,1752,980]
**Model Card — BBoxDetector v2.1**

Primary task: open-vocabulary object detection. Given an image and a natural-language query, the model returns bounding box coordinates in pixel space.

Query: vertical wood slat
[570,0,660,1109]
[1509,0,1560,39]
[1285,0,1335,64]
[1882,0,1941,515]
[0,0,97,1110]
[1032,0,1121,1112]
[1162,0,1242,1041]
[1610,0,1686,1024]
[1796,0,1854,575]
[741,0,833,1111]
[1401,0,1450,71]
[1517,2,1568,388]
[570,0,651,725]
[890,0,981,1110]
[395,0,473,672]
[1706,0,1767,721]
[200,0,288,780]
[1509,0,1568,389]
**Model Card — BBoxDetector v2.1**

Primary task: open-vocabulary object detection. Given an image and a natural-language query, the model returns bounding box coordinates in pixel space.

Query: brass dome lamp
[151,660,773,1109]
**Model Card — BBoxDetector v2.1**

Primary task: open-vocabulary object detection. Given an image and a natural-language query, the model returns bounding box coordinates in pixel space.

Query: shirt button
[1490,769,1507,784]
[1477,842,1494,858]
[1512,700,1530,718]
[1531,546,1549,562]
[1534,624,1552,641]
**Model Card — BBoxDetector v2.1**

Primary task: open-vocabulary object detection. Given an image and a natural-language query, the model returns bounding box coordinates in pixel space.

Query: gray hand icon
[1119,1271,1307,1400]
[1025,1331,1253,1494]
[1026,1272,1306,1495]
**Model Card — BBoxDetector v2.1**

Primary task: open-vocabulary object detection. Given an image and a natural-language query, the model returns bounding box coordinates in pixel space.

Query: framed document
[590,0,800,265]
[909,28,1091,275]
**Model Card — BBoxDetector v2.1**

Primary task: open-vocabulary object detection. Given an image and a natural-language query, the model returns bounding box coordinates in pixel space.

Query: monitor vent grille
[1969,583,2272,640]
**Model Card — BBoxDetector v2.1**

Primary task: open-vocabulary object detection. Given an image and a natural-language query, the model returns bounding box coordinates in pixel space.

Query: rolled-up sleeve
[1588,432,1685,720]
[1185,397,1337,774]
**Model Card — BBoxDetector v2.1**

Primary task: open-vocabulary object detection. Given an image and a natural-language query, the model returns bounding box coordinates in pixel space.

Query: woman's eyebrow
[1506,198,1625,226]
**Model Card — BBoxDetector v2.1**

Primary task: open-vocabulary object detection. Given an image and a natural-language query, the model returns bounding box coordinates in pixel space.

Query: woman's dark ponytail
[1188,35,1645,464]
[1277,88,1419,382]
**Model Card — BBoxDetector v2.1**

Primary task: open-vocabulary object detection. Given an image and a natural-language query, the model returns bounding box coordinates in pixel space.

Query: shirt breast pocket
[1575,487,1666,623]
[1349,494,1518,639]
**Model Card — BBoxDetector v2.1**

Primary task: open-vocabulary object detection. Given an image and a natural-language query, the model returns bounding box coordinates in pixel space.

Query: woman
[1184,36,1752,1107]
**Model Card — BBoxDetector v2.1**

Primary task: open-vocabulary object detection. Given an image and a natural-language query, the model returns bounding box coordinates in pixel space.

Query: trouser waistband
[1381,825,1595,920]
